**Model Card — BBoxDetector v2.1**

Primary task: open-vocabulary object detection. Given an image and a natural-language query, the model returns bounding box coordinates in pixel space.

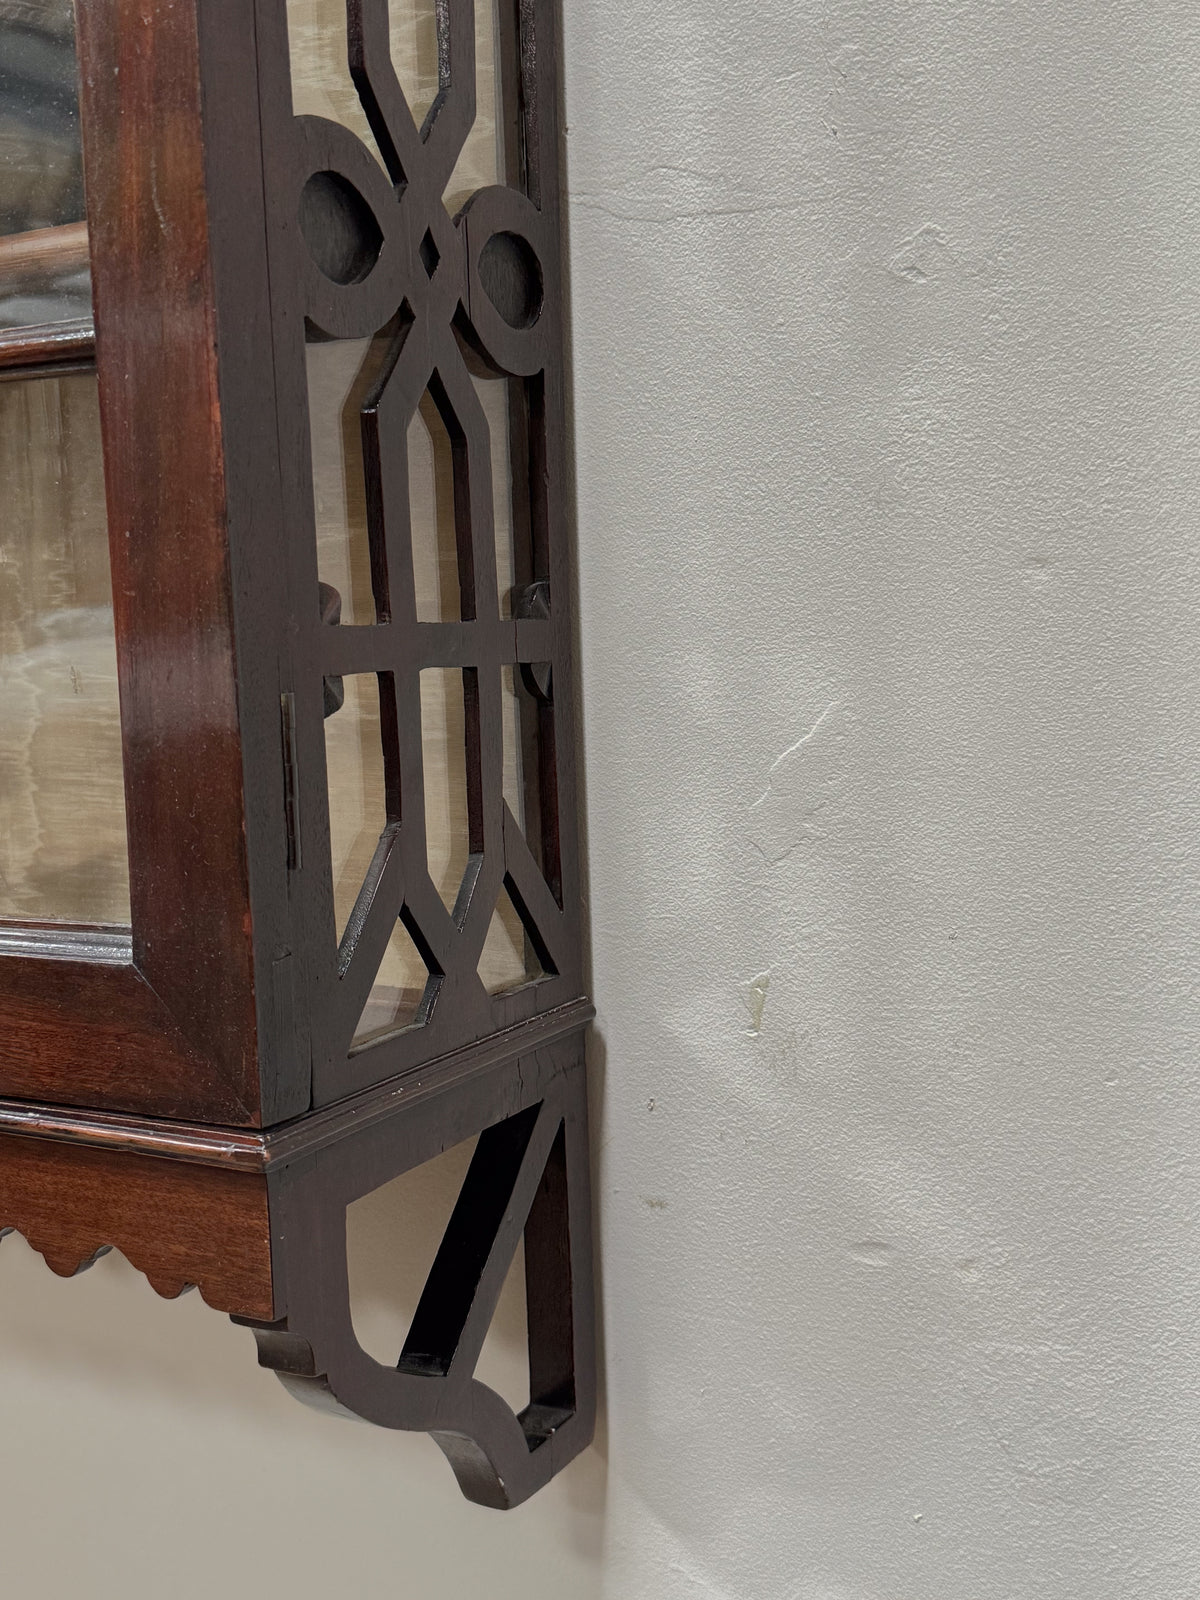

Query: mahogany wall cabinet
[0,0,594,1508]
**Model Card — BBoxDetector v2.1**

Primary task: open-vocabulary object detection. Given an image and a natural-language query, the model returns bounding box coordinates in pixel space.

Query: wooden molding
[0,1133,274,1318]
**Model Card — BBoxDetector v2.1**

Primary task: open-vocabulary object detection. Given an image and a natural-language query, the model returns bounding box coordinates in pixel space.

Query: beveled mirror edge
[0,924,132,965]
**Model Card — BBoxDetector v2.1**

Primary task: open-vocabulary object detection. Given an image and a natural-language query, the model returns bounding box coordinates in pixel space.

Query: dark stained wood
[0,999,592,1170]
[0,0,273,1123]
[248,0,584,1108]
[0,1133,275,1317]
[194,0,311,1124]
[0,954,253,1122]
[76,0,264,1121]
[244,1035,595,1510]
[0,1101,268,1173]
[0,1024,594,1506]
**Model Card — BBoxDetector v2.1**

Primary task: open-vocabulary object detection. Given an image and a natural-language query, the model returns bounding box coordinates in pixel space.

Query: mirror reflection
[0,0,91,329]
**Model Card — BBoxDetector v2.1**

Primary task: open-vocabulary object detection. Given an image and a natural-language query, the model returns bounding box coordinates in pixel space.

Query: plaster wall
[3,1,1200,1596]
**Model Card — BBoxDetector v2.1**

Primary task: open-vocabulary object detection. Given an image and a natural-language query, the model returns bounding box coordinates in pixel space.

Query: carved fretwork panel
[256,0,582,1104]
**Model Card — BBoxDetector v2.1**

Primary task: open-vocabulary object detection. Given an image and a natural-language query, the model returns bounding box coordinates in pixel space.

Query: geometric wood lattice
[241,0,595,1501]
[275,0,582,1102]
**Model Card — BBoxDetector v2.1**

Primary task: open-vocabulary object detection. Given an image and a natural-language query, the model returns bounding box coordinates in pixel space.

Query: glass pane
[479,884,540,994]
[477,663,545,994]
[325,671,388,942]
[353,914,431,1043]
[288,0,438,145]
[324,671,435,1046]
[442,0,504,215]
[409,389,460,622]
[0,0,92,328]
[420,666,470,915]
[308,332,383,626]
[474,374,515,616]
[0,369,129,925]
[286,0,504,219]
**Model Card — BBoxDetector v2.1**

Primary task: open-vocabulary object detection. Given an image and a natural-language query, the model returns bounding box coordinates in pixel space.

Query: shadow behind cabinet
[0,0,594,1508]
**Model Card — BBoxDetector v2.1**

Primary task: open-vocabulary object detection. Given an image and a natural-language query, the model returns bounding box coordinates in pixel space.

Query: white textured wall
[570,0,1200,1592]
[4,2,1200,1596]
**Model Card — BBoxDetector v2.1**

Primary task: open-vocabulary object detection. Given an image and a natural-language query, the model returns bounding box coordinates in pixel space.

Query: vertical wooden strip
[74,0,262,1120]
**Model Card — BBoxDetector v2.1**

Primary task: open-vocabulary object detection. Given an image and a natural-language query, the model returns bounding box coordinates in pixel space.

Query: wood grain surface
[0,1131,275,1316]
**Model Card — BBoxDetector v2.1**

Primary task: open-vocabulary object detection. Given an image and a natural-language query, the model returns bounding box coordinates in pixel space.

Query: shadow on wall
[346,1135,531,1411]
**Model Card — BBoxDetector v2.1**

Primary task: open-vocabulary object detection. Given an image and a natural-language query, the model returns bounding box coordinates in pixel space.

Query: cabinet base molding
[0,1017,595,1509]
[0,1134,274,1316]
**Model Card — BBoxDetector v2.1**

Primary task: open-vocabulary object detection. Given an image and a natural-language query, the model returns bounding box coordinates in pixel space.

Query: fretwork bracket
[0,1012,595,1509]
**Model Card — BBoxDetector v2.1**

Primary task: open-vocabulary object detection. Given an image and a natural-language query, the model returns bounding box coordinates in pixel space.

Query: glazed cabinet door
[0,0,299,1125]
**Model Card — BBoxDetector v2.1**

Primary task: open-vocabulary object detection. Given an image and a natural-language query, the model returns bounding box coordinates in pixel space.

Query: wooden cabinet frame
[0,0,594,1507]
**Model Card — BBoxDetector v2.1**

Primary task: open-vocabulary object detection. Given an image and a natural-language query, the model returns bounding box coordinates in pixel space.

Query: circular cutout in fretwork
[300,171,384,286]
[478,232,543,329]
